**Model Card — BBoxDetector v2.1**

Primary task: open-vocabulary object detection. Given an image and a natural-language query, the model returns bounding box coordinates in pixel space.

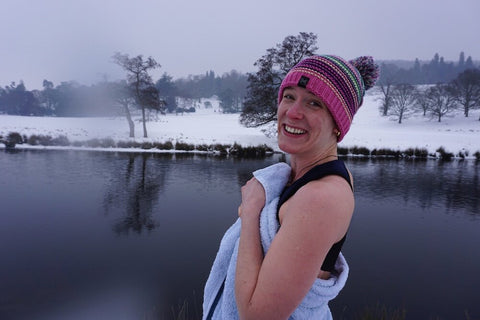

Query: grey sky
[2,0,479,89]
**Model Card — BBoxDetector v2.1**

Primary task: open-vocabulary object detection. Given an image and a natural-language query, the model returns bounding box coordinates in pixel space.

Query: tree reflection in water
[103,153,171,235]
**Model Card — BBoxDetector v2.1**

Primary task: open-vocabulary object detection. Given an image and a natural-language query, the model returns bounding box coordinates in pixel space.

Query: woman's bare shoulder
[280,175,354,240]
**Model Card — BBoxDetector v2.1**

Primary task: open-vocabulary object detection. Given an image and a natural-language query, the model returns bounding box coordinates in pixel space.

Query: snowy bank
[0,93,479,157]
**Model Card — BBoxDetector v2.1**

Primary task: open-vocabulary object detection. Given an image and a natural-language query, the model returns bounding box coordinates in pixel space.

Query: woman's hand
[238,177,266,219]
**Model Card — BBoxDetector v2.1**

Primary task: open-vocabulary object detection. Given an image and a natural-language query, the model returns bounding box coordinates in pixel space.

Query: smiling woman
[203,55,379,320]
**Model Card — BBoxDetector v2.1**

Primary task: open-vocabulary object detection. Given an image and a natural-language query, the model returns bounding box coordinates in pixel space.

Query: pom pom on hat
[349,56,380,91]
[278,55,380,142]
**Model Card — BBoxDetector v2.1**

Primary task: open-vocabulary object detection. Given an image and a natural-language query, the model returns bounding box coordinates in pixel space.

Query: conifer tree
[240,32,318,128]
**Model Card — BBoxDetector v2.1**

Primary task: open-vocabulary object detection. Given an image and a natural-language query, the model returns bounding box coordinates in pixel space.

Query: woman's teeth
[284,125,306,135]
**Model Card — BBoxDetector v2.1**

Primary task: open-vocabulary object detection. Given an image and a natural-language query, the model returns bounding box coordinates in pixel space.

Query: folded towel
[203,162,349,319]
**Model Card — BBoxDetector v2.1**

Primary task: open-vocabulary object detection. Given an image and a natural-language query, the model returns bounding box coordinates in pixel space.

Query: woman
[203,55,379,319]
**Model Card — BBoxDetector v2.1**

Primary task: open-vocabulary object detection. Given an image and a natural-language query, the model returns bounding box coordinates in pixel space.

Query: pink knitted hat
[278,55,379,142]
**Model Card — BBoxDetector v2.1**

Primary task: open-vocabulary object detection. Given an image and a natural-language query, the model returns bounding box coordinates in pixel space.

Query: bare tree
[110,80,135,137]
[425,84,457,122]
[450,68,480,118]
[376,63,399,116]
[112,53,161,138]
[389,84,418,123]
[415,86,430,116]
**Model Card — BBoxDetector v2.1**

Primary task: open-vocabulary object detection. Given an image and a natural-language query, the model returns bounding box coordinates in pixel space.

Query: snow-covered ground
[0,93,479,157]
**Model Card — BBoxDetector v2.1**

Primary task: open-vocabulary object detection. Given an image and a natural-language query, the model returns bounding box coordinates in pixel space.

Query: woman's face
[277,86,337,157]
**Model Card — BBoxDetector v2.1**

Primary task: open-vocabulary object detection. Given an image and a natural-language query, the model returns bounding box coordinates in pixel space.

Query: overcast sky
[2,0,479,89]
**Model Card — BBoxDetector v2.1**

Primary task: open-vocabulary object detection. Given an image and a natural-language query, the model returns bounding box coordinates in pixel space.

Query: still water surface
[0,150,478,319]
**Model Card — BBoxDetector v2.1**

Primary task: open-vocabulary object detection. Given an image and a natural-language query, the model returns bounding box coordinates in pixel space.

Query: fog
[1,0,479,89]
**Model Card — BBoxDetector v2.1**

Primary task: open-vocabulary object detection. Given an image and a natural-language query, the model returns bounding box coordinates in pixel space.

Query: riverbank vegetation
[2,131,479,161]
[0,131,275,158]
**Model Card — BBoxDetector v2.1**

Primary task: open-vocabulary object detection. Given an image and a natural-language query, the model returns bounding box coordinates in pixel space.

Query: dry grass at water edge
[2,132,480,161]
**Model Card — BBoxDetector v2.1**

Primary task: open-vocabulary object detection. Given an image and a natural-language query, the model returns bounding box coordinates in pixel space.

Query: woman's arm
[235,177,265,319]
[235,175,354,320]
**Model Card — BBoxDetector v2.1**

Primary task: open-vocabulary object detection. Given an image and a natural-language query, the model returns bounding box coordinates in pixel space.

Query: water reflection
[347,158,479,216]
[0,150,478,320]
[103,153,173,235]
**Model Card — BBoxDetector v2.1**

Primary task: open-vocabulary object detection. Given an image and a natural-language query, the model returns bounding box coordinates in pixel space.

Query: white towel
[203,162,349,319]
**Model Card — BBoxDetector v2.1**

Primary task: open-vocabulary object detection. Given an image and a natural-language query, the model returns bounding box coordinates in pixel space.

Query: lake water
[0,150,478,320]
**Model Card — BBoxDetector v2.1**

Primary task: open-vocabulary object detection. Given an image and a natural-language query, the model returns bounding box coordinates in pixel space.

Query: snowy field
[0,92,479,157]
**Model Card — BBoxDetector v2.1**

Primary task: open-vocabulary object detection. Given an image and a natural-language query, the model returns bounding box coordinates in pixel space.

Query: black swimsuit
[276,160,353,272]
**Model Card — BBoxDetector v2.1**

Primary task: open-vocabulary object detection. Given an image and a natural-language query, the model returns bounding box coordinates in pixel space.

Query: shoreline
[2,137,478,161]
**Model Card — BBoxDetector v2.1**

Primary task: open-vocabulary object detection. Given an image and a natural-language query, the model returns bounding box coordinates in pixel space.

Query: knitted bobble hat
[278,55,380,142]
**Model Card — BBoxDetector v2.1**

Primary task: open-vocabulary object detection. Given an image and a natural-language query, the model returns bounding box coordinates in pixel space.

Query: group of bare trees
[378,68,480,123]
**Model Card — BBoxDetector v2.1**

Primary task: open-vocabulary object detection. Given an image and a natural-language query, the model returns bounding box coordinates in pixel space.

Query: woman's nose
[285,101,303,119]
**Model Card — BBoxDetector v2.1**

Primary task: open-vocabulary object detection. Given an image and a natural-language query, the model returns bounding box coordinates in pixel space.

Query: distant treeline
[379,52,478,84]
[0,70,248,117]
[0,51,478,117]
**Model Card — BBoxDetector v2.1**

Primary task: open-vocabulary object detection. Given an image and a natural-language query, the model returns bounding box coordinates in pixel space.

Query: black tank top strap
[276,159,352,272]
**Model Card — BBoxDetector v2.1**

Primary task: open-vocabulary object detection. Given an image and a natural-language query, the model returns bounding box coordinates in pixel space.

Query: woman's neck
[289,148,338,183]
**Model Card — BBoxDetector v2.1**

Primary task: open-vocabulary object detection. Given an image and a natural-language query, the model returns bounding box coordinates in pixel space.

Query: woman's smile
[283,124,307,135]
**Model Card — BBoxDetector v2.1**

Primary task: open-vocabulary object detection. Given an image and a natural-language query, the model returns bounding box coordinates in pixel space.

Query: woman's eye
[283,94,294,100]
[309,101,322,108]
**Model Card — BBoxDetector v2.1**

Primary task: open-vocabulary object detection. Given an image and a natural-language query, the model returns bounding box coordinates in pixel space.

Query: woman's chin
[278,140,300,155]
